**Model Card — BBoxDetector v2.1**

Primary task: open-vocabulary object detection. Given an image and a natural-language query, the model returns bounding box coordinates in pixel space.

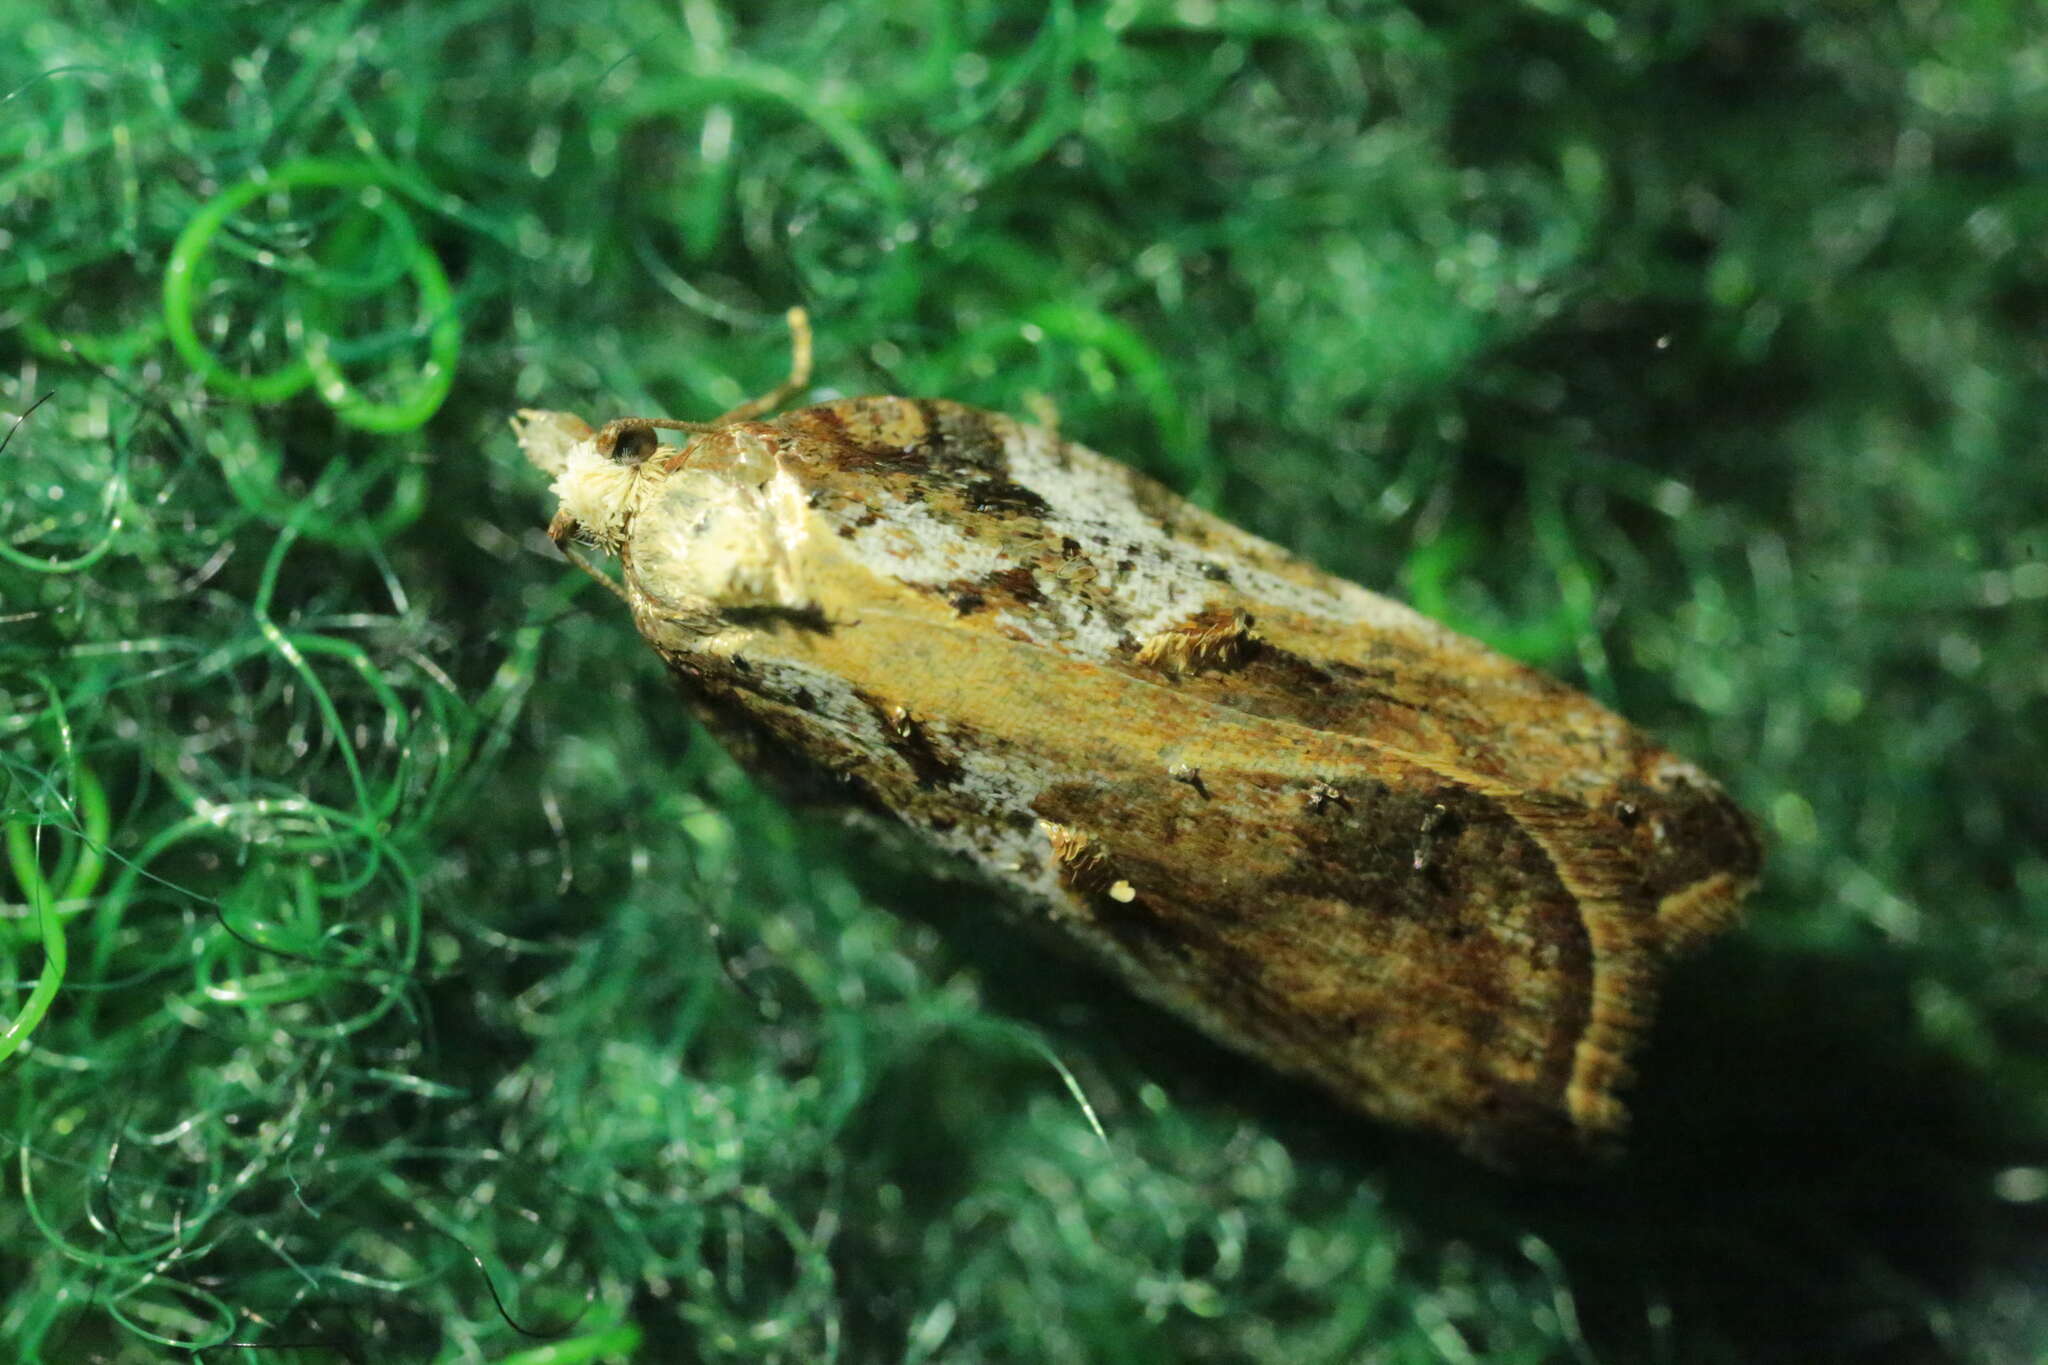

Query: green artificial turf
[4,2,2045,1360]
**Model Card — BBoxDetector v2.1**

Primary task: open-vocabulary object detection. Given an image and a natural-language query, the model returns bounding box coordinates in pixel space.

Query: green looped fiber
[161,158,461,431]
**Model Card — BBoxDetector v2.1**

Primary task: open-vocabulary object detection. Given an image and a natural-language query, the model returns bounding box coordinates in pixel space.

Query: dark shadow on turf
[813,819,2021,1364]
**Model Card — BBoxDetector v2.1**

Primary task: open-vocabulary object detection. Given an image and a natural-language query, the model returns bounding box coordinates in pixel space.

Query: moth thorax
[551,443,642,554]
[679,424,780,482]
[629,463,813,616]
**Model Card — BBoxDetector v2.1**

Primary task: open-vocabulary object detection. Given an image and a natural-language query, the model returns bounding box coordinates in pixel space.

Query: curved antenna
[590,307,814,462]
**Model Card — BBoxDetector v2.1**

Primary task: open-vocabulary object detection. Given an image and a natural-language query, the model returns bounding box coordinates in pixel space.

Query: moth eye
[605,424,660,466]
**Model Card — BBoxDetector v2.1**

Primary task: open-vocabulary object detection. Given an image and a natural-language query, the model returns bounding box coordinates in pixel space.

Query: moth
[513,311,1762,1169]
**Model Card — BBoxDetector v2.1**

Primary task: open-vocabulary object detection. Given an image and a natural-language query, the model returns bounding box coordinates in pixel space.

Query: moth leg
[710,306,813,425]
[1023,390,1062,449]
[548,507,630,603]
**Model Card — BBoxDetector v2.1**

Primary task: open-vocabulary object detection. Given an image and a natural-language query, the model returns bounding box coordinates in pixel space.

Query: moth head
[512,310,812,572]
[512,400,815,638]
[511,409,654,557]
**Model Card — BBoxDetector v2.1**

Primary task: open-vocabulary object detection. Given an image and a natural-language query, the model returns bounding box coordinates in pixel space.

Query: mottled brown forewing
[529,393,1760,1169]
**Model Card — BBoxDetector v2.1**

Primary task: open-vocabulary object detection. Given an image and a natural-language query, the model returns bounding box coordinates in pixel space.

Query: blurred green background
[3,2,2044,1360]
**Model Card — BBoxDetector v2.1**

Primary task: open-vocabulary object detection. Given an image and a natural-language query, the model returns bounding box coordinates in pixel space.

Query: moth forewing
[517,373,1761,1170]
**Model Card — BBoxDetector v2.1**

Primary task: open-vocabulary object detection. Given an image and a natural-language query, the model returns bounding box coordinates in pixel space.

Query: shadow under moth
[513,311,1761,1171]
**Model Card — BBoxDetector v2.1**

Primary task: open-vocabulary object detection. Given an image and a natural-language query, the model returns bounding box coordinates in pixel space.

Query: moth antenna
[710,306,813,425]
[592,415,721,463]
[591,308,815,466]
